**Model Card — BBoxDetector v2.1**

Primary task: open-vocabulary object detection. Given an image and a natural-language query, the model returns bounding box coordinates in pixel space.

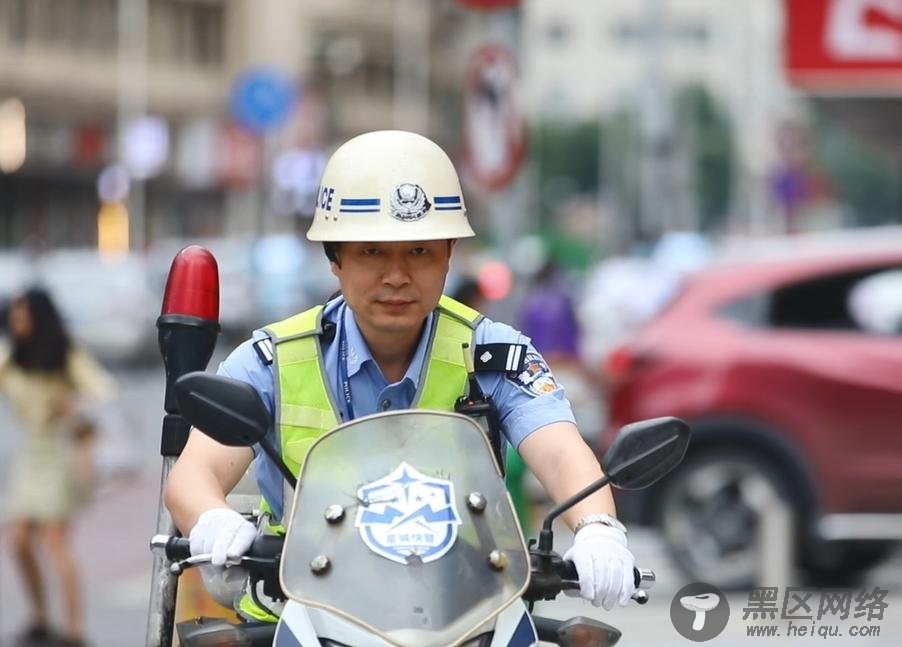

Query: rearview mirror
[602,417,690,490]
[174,372,270,448]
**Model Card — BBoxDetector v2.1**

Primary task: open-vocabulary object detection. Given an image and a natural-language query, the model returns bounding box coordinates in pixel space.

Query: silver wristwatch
[573,513,627,535]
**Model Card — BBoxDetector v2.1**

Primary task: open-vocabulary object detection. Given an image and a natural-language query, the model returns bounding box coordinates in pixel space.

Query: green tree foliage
[674,84,734,231]
[810,109,901,226]
[530,85,734,238]
[531,120,600,197]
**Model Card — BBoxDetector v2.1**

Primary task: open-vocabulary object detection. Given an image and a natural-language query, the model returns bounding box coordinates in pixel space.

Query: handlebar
[552,559,654,604]
[524,549,655,605]
[152,534,654,604]
[150,534,283,575]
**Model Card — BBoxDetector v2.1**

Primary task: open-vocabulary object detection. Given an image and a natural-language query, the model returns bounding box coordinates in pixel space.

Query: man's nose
[381,258,412,287]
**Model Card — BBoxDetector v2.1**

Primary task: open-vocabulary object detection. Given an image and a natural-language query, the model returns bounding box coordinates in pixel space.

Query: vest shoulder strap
[414,303,477,410]
[263,305,325,343]
[437,295,482,329]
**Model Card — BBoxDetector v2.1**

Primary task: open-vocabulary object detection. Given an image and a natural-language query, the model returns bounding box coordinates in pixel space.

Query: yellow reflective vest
[239,295,482,622]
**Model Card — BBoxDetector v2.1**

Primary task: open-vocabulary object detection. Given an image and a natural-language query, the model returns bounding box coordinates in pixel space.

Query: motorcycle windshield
[280,410,529,647]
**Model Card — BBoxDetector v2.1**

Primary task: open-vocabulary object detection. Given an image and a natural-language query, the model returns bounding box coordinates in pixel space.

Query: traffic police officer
[165,130,636,617]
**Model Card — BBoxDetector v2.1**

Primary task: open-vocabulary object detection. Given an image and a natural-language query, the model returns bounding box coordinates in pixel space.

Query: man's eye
[363,248,381,256]
[411,247,429,256]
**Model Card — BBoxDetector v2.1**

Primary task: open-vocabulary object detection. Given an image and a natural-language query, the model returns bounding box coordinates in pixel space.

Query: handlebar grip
[557,560,654,593]
[151,534,283,564]
[159,536,191,561]
[559,559,579,581]
[245,534,283,560]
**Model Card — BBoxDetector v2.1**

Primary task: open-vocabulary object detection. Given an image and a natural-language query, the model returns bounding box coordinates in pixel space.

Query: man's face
[331,240,453,338]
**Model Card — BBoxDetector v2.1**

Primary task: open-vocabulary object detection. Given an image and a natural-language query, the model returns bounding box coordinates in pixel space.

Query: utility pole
[117,0,148,251]
[394,0,431,134]
[638,0,673,239]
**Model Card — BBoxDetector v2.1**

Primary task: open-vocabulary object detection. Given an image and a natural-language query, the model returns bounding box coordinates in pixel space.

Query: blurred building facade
[523,0,902,236]
[0,0,469,251]
[522,0,797,235]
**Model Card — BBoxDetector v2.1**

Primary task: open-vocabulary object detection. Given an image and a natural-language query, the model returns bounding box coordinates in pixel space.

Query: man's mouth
[376,299,415,309]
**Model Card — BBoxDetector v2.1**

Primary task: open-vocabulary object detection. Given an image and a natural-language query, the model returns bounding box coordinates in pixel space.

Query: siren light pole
[145,246,220,647]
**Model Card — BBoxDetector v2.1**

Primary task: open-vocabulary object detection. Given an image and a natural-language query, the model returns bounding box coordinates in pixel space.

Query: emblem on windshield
[355,462,461,565]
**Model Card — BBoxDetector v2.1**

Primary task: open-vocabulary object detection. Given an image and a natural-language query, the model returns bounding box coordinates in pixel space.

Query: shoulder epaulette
[473,343,527,376]
[252,338,274,365]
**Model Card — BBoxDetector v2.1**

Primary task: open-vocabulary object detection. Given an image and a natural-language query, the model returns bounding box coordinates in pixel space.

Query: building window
[0,0,28,46]
[0,0,118,53]
[613,20,642,43]
[149,0,224,68]
[611,19,709,46]
[678,22,709,44]
[546,21,570,46]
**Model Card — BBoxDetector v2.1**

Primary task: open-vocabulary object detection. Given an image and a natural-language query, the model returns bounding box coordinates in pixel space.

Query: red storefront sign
[785,0,902,91]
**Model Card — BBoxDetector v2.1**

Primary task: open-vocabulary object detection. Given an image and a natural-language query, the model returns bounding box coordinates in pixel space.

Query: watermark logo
[671,583,730,642]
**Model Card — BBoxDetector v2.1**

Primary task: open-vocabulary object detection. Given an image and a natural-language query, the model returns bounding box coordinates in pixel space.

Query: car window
[848,269,902,335]
[768,265,902,333]
[717,291,769,327]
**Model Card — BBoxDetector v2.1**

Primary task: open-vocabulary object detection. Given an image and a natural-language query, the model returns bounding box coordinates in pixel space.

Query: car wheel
[658,450,794,590]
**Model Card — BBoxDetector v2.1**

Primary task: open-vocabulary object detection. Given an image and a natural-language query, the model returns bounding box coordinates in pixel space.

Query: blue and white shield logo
[355,462,461,565]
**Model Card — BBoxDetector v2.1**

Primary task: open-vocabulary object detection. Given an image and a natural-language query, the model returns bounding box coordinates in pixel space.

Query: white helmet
[306,130,476,242]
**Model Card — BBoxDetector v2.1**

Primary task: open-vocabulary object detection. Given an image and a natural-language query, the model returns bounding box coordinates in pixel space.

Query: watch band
[573,513,627,535]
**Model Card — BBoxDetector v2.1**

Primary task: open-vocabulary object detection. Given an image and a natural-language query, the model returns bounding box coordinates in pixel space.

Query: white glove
[189,508,257,566]
[563,523,637,610]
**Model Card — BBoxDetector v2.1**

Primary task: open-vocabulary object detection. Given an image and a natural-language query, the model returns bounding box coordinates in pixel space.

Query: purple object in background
[519,272,580,358]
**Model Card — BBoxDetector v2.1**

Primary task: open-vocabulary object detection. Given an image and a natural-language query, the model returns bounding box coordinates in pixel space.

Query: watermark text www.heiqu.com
[742,586,888,639]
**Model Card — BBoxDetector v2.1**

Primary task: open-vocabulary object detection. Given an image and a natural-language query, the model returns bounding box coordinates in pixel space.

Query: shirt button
[381,399,392,410]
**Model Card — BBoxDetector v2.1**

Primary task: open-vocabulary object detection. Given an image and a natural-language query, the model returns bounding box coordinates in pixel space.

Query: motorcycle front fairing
[274,598,537,647]
[278,410,531,647]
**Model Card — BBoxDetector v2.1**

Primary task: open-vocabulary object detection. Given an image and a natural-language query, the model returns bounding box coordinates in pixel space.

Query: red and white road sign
[463,43,526,190]
[216,123,261,189]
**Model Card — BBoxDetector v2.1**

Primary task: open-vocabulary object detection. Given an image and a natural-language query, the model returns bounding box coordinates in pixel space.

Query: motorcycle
[151,372,690,646]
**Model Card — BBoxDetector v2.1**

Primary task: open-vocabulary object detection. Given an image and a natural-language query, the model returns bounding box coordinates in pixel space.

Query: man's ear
[448,239,458,258]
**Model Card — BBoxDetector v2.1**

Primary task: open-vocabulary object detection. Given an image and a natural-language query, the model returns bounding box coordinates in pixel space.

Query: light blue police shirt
[217,296,576,521]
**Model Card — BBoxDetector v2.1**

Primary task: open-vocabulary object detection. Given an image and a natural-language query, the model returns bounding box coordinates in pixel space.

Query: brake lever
[170,553,279,575]
[170,553,213,574]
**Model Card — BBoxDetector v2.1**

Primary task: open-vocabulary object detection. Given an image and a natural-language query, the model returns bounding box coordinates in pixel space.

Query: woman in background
[1,288,113,647]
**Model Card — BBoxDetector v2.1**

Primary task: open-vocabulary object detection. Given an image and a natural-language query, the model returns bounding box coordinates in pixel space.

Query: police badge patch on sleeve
[508,351,558,396]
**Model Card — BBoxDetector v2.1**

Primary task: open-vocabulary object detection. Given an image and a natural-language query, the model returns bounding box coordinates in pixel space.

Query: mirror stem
[537,475,611,552]
[259,435,297,489]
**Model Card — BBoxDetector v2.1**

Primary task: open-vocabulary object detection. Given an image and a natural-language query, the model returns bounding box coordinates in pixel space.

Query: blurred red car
[602,233,902,588]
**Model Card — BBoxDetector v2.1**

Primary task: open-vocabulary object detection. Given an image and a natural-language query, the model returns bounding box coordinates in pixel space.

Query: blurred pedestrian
[1,287,114,647]
[519,259,582,365]
[449,276,486,312]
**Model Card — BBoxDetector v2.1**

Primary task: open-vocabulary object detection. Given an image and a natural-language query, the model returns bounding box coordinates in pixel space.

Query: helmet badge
[390,183,431,222]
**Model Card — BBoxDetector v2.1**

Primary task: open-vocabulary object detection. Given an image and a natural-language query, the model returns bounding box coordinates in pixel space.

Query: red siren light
[161,245,220,322]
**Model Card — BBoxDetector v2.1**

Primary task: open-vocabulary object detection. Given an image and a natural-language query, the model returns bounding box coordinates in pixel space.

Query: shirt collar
[341,301,434,385]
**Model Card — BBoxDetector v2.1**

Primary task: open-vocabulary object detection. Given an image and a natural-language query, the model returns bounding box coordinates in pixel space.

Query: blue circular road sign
[230,68,298,134]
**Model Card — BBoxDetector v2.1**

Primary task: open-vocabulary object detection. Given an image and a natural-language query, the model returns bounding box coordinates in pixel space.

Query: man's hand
[564,524,637,609]
[189,508,256,566]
